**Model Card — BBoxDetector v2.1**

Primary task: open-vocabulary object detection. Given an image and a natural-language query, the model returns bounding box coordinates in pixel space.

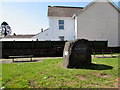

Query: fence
[2,41,110,58]
[91,47,120,54]
[2,41,65,58]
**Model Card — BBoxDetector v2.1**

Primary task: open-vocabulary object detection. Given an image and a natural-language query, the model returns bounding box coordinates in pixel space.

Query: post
[102,49,104,58]
[14,40,15,56]
[12,58,14,62]
[30,57,32,61]
[31,40,33,55]
[110,49,113,57]
[93,49,96,57]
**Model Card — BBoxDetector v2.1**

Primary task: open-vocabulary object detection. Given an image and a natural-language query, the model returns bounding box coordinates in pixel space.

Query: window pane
[59,25,64,29]
[59,20,64,24]
[59,36,64,41]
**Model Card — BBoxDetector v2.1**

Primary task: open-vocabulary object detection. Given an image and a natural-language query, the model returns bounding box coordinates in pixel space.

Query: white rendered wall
[33,17,75,41]
[77,2,119,47]
[0,38,36,41]
[33,29,52,41]
[118,12,120,46]
[75,17,78,39]
[48,17,75,41]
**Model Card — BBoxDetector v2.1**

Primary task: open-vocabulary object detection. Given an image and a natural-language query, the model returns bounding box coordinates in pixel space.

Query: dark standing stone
[63,39,91,68]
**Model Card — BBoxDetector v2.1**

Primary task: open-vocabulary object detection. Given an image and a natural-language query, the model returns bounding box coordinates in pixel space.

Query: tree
[0,21,12,36]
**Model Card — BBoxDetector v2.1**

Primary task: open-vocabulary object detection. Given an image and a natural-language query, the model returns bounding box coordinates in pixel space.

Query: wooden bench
[92,48,114,58]
[9,55,33,62]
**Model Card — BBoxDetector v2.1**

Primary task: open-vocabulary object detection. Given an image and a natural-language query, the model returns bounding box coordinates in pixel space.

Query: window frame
[58,20,64,30]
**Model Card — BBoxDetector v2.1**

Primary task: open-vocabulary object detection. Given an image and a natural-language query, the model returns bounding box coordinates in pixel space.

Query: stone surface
[63,39,91,68]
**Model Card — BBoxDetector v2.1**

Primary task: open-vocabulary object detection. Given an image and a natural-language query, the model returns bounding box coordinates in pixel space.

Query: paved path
[92,54,119,58]
[0,54,119,64]
[0,57,63,64]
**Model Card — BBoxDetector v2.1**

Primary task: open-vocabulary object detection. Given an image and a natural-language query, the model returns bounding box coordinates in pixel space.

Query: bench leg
[12,58,14,62]
[30,57,32,61]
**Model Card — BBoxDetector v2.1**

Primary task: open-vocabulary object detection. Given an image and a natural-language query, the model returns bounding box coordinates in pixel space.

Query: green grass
[92,53,120,55]
[2,57,119,88]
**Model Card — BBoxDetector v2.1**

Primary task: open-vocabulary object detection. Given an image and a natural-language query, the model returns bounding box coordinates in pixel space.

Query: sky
[0,0,119,35]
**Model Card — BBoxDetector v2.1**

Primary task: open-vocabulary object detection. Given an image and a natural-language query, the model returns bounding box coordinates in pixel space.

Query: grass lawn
[1,57,119,88]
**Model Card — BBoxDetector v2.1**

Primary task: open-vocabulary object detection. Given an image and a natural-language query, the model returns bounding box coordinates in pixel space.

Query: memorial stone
[63,39,91,68]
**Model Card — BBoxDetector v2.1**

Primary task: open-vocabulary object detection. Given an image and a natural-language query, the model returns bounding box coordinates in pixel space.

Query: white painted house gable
[33,1,119,47]
[76,0,119,47]
[33,6,83,41]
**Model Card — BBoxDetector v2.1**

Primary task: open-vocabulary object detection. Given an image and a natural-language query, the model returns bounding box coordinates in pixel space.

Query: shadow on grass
[75,63,113,70]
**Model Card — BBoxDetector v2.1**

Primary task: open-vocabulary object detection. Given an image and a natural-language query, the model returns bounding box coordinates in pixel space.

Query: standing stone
[63,39,91,68]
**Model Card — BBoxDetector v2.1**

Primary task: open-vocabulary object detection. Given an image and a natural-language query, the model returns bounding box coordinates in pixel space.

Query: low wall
[2,41,119,58]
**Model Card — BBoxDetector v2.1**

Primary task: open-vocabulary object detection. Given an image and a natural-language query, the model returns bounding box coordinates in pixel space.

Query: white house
[33,6,83,41]
[33,0,119,47]
[0,35,36,41]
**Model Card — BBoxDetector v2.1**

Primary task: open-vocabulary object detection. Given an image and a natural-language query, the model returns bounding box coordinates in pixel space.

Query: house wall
[75,17,77,39]
[118,12,120,46]
[33,29,51,41]
[34,17,75,41]
[77,2,119,47]
[0,38,36,41]
[49,17,75,41]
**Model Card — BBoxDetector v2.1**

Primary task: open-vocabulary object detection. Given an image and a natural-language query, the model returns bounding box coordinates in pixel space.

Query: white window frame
[58,20,64,30]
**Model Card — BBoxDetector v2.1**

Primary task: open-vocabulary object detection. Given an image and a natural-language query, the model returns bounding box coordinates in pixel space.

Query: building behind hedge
[33,0,119,47]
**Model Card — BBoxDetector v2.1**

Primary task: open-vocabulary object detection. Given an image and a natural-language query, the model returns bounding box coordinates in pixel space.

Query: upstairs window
[59,20,64,30]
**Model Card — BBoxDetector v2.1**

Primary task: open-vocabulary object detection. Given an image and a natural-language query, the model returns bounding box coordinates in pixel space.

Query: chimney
[41,28,43,32]
[13,33,16,36]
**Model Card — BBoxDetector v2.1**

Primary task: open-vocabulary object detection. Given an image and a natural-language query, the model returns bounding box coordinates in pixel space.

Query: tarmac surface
[0,54,119,64]
[0,57,63,64]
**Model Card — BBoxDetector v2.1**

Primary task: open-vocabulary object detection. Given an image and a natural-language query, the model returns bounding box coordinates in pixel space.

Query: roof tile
[48,6,83,17]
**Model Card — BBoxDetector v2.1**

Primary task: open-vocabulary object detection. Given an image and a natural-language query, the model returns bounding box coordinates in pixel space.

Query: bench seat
[9,55,33,62]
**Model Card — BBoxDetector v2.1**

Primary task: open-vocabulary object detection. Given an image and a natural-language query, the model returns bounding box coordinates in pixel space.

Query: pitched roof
[3,35,35,38]
[76,0,119,16]
[108,0,120,12]
[48,1,119,18]
[35,28,49,36]
[48,6,83,17]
